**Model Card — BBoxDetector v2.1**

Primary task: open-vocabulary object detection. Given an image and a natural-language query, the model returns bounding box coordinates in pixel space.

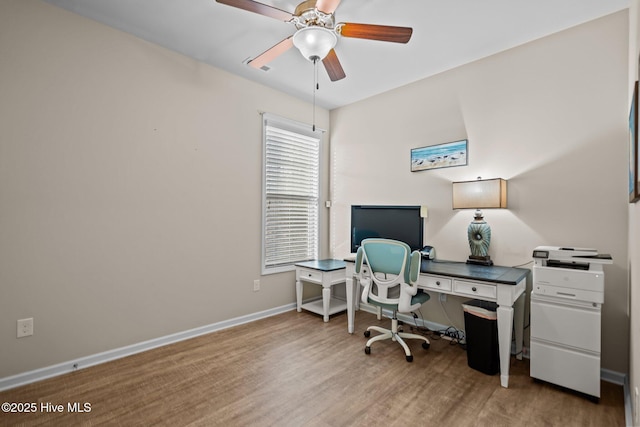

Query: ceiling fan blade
[338,23,413,43]
[322,49,346,81]
[216,0,293,21]
[248,36,294,69]
[315,0,341,14]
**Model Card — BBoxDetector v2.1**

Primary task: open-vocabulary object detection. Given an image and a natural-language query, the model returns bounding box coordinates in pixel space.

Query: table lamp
[452,178,507,266]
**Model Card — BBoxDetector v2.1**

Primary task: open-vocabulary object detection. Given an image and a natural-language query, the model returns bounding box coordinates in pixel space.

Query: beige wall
[0,0,330,378]
[629,1,640,424]
[330,11,630,373]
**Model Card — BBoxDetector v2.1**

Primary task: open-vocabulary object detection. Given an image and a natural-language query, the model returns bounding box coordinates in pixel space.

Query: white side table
[295,259,347,322]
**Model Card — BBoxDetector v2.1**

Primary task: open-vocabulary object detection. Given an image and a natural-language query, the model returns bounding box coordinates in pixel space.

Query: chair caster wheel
[365,346,371,355]
[364,330,371,338]
[422,342,430,350]
[406,355,413,362]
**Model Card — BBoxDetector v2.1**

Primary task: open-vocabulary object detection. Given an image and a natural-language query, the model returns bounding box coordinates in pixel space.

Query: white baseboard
[0,303,296,392]
[623,373,633,427]
[602,368,627,386]
[601,368,631,427]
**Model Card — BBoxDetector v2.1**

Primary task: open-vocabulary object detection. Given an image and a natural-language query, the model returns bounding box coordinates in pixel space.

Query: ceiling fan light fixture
[292,26,337,61]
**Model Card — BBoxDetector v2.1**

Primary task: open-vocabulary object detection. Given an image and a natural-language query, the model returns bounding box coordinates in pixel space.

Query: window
[262,114,321,274]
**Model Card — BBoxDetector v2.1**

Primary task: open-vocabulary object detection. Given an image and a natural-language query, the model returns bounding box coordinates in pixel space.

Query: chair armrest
[355,246,364,274]
[398,281,419,312]
[360,277,371,305]
[409,250,421,285]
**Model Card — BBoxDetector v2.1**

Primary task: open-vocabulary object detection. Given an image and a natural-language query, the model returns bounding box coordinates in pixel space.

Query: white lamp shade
[293,27,337,61]
[452,178,507,209]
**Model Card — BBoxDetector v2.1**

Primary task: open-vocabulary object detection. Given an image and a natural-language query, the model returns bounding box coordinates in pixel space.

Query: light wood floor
[0,310,625,426]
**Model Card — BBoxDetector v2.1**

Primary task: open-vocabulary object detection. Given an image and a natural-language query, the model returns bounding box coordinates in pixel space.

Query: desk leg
[296,279,302,313]
[496,304,514,388]
[345,276,355,334]
[322,286,331,322]
[514,293,525,361]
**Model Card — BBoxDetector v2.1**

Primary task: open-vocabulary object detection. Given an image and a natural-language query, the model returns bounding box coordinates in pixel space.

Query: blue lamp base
[467,209,494,266]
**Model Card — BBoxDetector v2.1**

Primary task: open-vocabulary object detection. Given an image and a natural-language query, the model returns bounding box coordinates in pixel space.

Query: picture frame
[630,81,639,203]
[411,139,468,172]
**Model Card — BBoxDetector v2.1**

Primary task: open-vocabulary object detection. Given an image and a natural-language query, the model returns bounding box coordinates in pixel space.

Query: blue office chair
[356,238,430,362]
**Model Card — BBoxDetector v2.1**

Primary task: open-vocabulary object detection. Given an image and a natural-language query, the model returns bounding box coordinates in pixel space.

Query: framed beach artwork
[411,139,468,172]
[630,81,640,203]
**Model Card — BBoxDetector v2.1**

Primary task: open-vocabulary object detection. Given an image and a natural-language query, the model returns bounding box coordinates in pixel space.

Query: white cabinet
[530,264,605,399]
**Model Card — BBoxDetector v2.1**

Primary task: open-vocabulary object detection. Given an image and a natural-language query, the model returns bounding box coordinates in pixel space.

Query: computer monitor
[350,205,424,253]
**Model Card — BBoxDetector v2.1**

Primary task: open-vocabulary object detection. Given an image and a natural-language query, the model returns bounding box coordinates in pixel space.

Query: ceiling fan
[216,0,413,81]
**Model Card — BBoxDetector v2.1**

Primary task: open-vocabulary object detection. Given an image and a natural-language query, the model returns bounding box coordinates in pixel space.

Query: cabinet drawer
[530,340,600,397]
[530,297,600,351]
[297,268,323,283]
[453,280,496,299]
[422,275,452,292]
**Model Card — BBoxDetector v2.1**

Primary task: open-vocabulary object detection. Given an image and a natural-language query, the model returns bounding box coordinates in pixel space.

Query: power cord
[435,326,466,347]
[511,260,533,268]
[406,310,466,349]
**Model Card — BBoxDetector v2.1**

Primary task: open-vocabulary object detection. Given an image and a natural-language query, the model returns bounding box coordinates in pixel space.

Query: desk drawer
[297,268,323,284]
[454,280,496,299]
[422,275,452,292]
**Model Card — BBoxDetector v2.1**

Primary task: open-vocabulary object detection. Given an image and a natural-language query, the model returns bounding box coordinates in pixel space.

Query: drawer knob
[436,281,440,286]
[472,286,477,292]
[308,274,312,277]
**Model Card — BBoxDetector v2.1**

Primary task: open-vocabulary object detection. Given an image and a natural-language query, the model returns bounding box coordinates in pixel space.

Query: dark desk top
[344,255,529,286]
[420,260,529,285]
[295,259,347,272]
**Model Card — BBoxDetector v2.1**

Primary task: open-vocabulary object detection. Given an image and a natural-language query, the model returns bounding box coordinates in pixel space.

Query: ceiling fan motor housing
[293,0,335,29]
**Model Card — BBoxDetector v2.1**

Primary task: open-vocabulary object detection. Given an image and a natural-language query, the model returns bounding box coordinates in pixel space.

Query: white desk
[295,259,347,322]
[345,258,529,388]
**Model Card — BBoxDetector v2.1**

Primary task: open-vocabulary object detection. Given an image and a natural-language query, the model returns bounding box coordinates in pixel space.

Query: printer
[531,246,612,304]
[533,245,602,261]
[530,245,612,400]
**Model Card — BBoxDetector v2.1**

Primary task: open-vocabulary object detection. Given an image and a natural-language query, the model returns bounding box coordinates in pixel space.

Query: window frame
[261,113,322,275]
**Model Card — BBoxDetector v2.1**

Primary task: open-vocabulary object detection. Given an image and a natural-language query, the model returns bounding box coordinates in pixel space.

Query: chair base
[364,317,430,362]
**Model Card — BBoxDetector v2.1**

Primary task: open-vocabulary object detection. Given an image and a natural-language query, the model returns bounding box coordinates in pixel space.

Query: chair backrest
[356,238,421,308]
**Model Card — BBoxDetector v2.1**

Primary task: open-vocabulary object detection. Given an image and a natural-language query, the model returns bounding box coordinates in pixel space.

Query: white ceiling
[44,0,629,110]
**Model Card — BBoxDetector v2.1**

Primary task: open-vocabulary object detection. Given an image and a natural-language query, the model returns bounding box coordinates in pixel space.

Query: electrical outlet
[253,279,260,292]
[439,293,447,302]
[17,318,33,338]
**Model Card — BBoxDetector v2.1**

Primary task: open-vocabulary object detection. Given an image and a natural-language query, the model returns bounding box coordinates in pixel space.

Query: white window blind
[262,114,320,273]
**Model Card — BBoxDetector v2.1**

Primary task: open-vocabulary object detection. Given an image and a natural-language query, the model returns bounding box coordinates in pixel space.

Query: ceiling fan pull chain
[312,56,318,131]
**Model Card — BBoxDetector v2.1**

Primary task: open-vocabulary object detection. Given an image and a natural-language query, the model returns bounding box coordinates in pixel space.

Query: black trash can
[462,299,500,375]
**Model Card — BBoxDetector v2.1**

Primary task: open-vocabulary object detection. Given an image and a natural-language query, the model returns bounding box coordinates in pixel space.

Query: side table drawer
[453,279,496,300]
[297,267,323,284]
[422,275,452,292]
